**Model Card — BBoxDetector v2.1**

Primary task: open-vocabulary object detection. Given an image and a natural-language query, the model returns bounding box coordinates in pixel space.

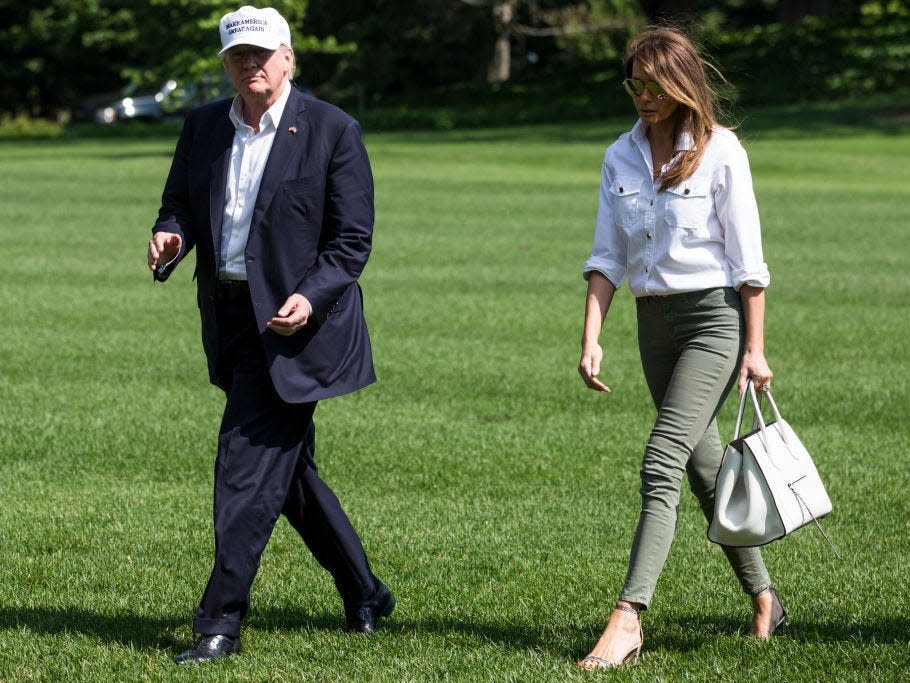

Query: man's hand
[267,294,313,336]
[148,232,182,272]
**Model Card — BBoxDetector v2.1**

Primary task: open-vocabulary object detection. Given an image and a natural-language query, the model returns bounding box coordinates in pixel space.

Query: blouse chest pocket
[609,177,643,228]
[664,178,711,231]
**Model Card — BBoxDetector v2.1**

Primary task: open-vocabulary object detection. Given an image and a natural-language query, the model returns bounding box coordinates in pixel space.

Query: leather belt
[217,279,250,302]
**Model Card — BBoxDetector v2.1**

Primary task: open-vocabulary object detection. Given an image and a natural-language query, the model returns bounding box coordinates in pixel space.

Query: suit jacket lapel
[250,87,309,233]
[209,110,235,274]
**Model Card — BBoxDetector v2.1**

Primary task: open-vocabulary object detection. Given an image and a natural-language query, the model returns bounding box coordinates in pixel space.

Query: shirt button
[619,187,624,193]
[684,188,690,195]
[647,232,653,239]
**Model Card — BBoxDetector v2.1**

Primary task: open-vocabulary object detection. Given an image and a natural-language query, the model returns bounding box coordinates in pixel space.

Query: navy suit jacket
[152,86,376,403]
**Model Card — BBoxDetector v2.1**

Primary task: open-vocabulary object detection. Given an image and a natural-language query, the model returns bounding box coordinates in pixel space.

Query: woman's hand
[579,343,611,393]
[578,272,616,394]
[738,285,771,394]
[739,350,772,394]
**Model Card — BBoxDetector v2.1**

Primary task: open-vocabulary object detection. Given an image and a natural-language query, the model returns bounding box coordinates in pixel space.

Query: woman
[576,28,785,670]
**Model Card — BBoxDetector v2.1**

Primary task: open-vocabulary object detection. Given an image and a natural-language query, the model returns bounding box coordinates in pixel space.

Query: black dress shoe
[173,634,241,664]
[345,581,396,633]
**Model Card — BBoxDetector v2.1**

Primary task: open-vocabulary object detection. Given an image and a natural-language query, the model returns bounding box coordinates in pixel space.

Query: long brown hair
[624,28,726,190]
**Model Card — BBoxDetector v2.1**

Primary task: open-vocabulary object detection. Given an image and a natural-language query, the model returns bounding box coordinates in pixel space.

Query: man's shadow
[3,606,908,659]
[0,606,183,651]
[250,607,577,657]
[0,605,572,656]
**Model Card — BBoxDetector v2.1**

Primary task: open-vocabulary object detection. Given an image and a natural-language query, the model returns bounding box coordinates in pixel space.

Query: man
[147,5,394,665]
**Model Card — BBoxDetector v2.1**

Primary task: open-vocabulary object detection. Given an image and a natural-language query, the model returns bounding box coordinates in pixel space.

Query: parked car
[88,77,233,124]
[91,79,178,124]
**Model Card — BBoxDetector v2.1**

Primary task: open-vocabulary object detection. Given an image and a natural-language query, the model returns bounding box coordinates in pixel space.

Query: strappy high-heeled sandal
[577,604,644,670]
[751,587,787,639]
[768,587,787,636]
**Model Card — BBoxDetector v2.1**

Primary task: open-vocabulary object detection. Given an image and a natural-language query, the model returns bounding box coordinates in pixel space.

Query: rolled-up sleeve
[716,142,770,290]
[583,157,628,289]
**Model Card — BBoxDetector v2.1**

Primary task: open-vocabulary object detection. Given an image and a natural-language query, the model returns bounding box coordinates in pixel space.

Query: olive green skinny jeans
[619,287,772,607]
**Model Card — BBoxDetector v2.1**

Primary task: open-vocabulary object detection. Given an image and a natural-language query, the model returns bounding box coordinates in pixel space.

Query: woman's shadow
[3,605,909,659]
[640,612,910,652]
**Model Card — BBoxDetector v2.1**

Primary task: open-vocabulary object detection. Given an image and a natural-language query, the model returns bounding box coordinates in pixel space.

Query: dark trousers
[193,282,378,638]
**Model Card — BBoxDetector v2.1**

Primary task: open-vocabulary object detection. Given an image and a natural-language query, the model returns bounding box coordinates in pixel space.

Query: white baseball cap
[218,6,292,55]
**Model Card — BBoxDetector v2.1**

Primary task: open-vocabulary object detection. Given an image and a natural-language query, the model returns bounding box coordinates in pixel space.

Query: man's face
[223,45,293,105]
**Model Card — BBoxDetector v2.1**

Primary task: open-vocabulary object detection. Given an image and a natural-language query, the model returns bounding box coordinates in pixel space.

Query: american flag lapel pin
[288,126,297,135]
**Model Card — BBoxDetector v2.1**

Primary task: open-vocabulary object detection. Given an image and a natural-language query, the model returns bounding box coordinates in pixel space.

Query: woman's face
[629,64,679,127]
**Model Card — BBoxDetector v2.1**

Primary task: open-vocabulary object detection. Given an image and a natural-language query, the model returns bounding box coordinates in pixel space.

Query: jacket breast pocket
[664,178,711,231]
[609,177,643,228]
[280,178,316,217]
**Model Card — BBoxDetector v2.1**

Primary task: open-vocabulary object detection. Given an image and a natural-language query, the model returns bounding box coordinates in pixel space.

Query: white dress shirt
[219,80,292,280]
[584,119,770,296]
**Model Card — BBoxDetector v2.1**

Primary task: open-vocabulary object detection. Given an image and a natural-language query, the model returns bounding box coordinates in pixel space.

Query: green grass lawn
[0,102,908,681]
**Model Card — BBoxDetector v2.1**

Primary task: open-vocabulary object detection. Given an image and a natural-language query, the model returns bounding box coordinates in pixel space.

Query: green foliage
[351,75,628,131]
[707,1,910,105]
[0,0,119,116]
[127,0,311,87]
[3,0,910,134]
[1,98,909,680]
[0,0,350,118]
[548,0,644,65]
[303,0,492,99]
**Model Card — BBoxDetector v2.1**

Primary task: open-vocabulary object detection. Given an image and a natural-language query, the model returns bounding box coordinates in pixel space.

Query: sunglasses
[623,78,668,101]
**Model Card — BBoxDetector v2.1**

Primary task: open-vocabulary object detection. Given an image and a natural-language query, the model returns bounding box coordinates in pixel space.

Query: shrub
[0,114,64,140]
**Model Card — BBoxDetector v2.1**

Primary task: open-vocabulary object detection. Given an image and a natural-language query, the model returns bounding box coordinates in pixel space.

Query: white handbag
[708,380,836,552]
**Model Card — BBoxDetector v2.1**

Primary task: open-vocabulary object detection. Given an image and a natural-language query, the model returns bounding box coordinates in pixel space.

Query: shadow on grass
[251,607,572,653]
[645,613,910,653]
[253,607,910,656]
[2,605,907,657]
[0,604,583,657]
[0,606,182,650]
[735,97,910,140]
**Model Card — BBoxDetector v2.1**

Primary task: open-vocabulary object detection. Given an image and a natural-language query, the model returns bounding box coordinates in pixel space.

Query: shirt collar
[229,79,292,134]
[676,128,695,152]
[631,118,696,152]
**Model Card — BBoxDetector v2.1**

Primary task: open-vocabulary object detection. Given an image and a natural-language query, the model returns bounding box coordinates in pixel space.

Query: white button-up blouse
[583,119,770,296]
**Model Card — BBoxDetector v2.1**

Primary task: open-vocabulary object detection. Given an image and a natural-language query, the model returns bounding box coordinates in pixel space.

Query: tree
[0,0,322,119]
[459,0,517,83]
[0,0,123,118]
[303,0,490,100]
[458,0,641,83]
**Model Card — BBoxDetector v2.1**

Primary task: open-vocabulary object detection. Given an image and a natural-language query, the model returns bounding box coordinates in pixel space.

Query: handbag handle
[732,378,766,439]
[731,380,751,439]
[733,379,787,450]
